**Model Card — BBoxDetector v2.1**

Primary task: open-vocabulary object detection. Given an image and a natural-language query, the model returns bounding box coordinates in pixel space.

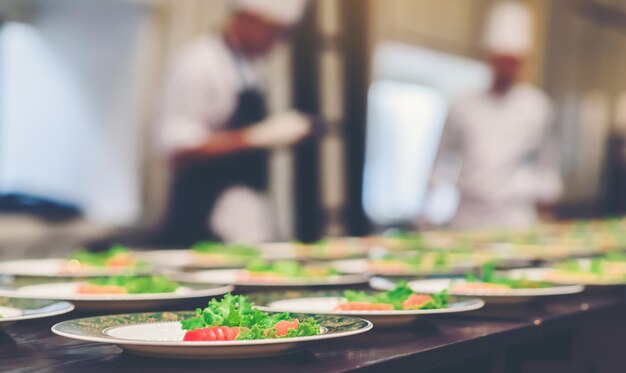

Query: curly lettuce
[86,275,178,293]
[180,294,320,340]
[343,282,448,310]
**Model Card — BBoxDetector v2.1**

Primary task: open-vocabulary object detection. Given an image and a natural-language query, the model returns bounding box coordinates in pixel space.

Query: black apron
[157,55,269,246]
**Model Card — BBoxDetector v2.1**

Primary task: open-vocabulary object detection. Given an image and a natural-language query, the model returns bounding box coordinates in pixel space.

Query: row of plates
[0,266,592,311]
[0,272,584,325]
[4,271,586,359]
[0,250,609,360]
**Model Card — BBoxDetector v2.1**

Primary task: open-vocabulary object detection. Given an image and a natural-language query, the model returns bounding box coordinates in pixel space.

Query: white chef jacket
[429,83,562,230]
[158,35,272,243]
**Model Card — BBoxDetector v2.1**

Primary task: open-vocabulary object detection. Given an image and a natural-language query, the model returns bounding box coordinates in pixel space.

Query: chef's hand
[244,111,311,148]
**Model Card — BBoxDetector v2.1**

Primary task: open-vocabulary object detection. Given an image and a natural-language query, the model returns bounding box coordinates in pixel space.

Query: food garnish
[336,282,448,311]
[181,294,320,341]
[76,275,179,294]
[240,260,339,281]
[67,245,143,269]
[460,262,551,290]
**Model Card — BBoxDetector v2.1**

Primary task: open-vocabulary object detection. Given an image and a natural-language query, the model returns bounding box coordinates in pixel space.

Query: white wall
[0,0,152,225]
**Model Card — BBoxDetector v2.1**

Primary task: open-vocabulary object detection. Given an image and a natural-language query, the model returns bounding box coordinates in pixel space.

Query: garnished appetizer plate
[138,242,295,270]
[171,260,369,287]
[403,277,583,305]
[0,275,233,311]
[288,238,368,260]
[331,256,473,277]
[52,294,372,359]
[371,263,584,305]
[507,265,626,287]
[0,298,74,327]
[253,283,484,326]
[257,240,368,261]
[0,245,151,278]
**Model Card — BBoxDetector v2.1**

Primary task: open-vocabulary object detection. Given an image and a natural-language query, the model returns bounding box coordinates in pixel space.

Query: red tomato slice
[183,326,244,341]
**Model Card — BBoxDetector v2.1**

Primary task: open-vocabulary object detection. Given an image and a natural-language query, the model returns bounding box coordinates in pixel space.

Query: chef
[156,0,310,245]
[425,1,562,230]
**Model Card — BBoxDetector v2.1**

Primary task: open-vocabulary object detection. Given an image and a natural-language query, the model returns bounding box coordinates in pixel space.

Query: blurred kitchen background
[0,0,625,258]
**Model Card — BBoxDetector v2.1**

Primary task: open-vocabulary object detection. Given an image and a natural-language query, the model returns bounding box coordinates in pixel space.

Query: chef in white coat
[157,0,310,245]
[425,1,562,230]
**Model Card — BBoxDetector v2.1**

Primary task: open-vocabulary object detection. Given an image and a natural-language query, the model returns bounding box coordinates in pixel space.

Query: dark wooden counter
[3,291,626,373]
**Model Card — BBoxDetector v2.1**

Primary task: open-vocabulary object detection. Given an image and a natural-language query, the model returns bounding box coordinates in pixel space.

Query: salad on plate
[455,263,551,292]
[239,260,339,283]
[293,239,365,260]
[76,275,179,295]
[190,242,260,266]
[544,252,626,284]
[62,245,146,274]
[181,294,320,341]
[336,282,448,311]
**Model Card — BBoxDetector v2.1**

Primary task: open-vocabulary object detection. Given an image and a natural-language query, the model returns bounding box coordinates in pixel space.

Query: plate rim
[0,258,152,278]
[0,300,75,323]
[0,283,234,302]
[407,278,584,297]
[257,296,485,316]
[507,267,626,286]
[171,268,369,287]
[51,313,373,347]
[137,249,257,269]
[331,258,475,276]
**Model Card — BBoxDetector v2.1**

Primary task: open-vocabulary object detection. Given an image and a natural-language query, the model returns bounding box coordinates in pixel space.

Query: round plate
[330,259,368,273]
[507,267,626,287]
[0,298,74,327]
[170,269,369,287]
[137,250,250,270]
[256,243,301,260]
[0,282,233,312]
[261,239,368,261]
[331,259,471,277]
[51,311,372,359]
[255,295,484,327]
[403,278,584,305]
[0,259,151,278]
[138,248,295,270]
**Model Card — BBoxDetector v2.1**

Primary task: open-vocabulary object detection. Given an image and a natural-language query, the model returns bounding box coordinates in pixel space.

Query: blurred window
[363,80,447,225]
[0,0,147,225]
[362,43,490,227]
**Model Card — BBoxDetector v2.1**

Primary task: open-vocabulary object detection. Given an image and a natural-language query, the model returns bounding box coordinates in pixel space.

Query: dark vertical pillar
[340,0,371,236]
[291,3,321,242]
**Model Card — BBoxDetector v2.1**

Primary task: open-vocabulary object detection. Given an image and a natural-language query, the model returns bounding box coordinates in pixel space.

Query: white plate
[403,278,584,305]
[261,239,368,260]
[0,282,233,312]
[258,296,484,326]
[507,267,626,286]
[138,248,294,270]
[137,250,250,270]
[331,259,471,277]
[0,258,151,278]
[170,269,369,287]
[331,259,368,274]
[257,243,300,260]
[136,250,196,269]
[0,298,74,327]
[51,312,373,359]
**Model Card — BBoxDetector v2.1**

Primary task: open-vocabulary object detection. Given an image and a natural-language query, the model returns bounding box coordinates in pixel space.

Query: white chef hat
[235,0,309,27]
[483,1,533,55]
